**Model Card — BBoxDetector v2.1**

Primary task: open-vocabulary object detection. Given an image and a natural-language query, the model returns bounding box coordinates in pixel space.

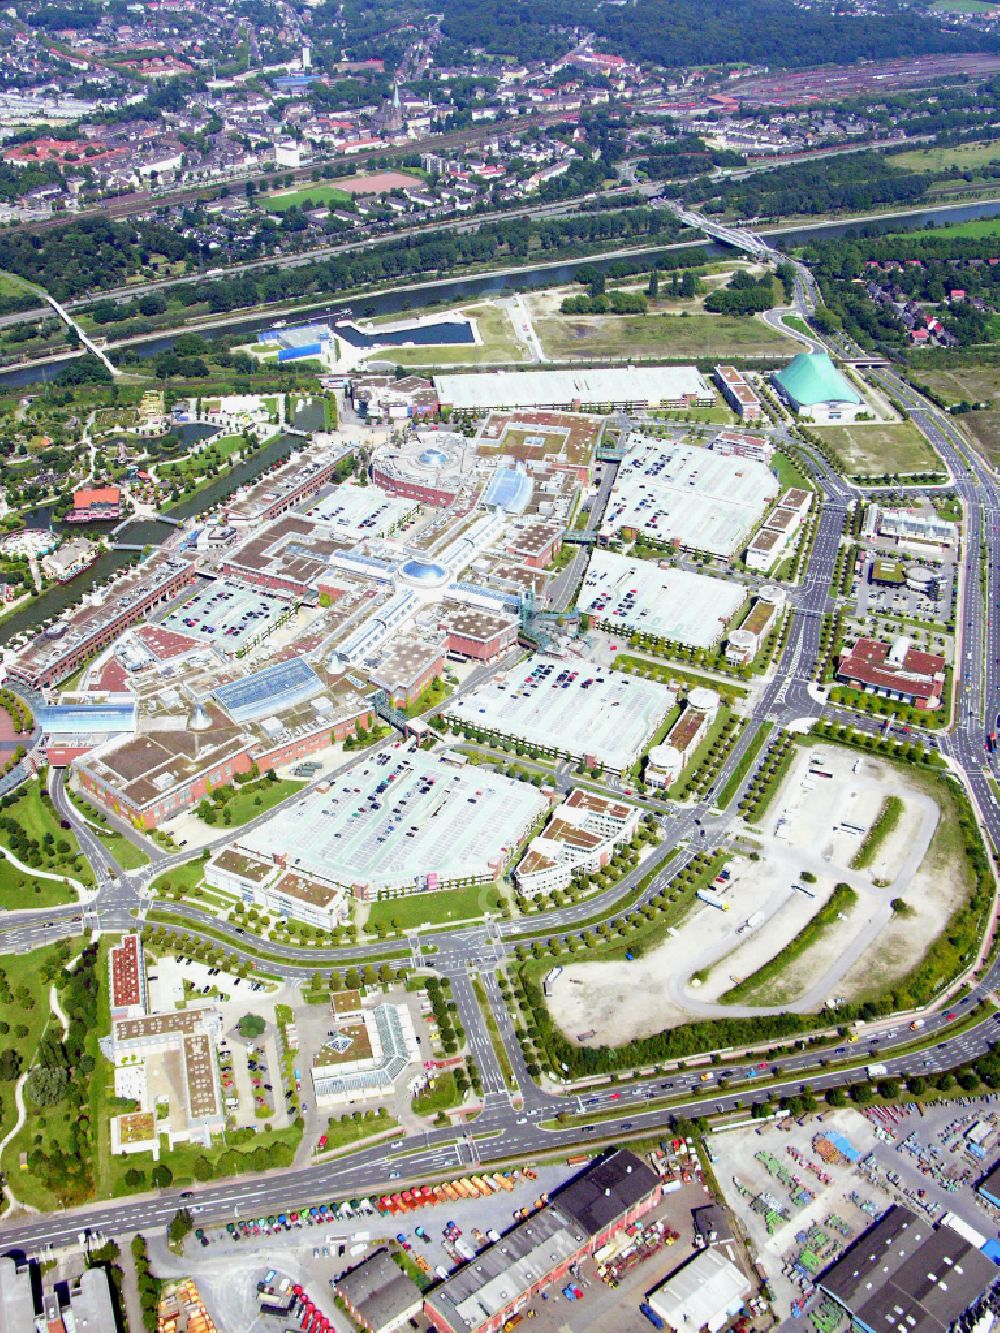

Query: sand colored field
[547,743,947,1046]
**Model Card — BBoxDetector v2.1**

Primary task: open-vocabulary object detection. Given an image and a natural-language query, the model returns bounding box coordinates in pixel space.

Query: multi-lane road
[1,218,1000,1251]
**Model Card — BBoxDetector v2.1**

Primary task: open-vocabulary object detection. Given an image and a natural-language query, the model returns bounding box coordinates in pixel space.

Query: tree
[193,1156,215,1181]
[25,1065,69,1106]
[151,1163,173,1189]
[237,1013,266,1039]
[168,1208,193,1247]
[0,1049,21,1081]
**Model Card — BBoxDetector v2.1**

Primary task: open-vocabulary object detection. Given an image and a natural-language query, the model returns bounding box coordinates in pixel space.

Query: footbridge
[42,294,120,379]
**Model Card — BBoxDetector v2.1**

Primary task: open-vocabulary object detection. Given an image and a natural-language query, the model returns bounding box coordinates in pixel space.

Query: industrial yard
[711,1101,1000,1324]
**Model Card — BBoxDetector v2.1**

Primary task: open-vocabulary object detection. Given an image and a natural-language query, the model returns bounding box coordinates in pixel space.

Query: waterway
[332,317,475,350]
[0,432,298,648]
[3,195,1000,394]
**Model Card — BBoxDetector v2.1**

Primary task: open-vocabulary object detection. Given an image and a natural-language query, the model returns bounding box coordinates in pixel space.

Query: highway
[1,214,1000,1251]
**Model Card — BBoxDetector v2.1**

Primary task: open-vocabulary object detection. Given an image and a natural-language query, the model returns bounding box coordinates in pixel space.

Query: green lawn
[412,1069,463,1117]
[0,855,77,909]
[782,314,812,337]
[903,217,1000,241]
[101,833,150,871]
[150,860,206,898]
[367,883,506,933]
[772,451,814,494]
[320,1110,398,1152]
[197,778,305,827]
[0,940,86,1206]
[930,0,997,12]
[263,184,353,212]
[159,433,247,485]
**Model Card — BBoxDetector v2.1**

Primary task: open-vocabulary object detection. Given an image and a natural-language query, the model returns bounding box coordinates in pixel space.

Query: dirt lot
[918,367,1000,467]
[812,421,944,476]
[546,744,947,1045]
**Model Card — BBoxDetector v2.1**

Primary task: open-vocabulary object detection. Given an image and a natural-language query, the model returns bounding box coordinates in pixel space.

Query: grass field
[893,140,1000,174]
[0,856,77,909]
[263,184,353,212]
[197,778,305,827]
[917,367,1000,466]
[532,311,797,361]
[930,0,997,12]
[366,883,506,933]
[904,217,1000,241]
[0,781,94,888]
[372,301,529,367]
[812,421,944,476]
[0,270,35,298]
[782,314,812,338]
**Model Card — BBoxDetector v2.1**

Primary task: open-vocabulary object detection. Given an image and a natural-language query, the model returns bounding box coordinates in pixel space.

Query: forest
[676,151,931,222]
[1,205,685,309]
[437,0,997,70]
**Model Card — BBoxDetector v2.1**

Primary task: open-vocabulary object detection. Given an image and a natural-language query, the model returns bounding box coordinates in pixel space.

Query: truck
[867,1063,889,1079]
[910,1018,925,1031]
[640,1304,666,1330]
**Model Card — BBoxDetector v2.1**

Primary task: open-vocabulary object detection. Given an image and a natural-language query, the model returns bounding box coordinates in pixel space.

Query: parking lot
[160,577,289,655]
[853,549,955,633]
[446,651,675,772]
[578,548,746,649]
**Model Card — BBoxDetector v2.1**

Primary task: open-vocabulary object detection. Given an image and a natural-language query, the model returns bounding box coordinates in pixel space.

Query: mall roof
[435,366,713,412]
[774,352,861,407]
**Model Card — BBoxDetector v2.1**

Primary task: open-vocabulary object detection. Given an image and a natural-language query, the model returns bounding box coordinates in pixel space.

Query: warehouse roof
[819,1206,997,1333]
[336,1249,422,1333]
[435,366,712,411]
[774,352,861,407]
[428,1205,588,1333]
[554,1149,660,1237]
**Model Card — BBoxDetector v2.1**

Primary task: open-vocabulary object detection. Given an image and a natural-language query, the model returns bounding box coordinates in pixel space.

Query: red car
[945,1011,957,1021]
[757,1061,769,1071]
[609,1092,622,1101]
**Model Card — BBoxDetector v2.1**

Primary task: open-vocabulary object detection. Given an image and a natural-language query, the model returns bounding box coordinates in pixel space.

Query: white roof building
[435,367,714,413]
[648,1248,751,1333]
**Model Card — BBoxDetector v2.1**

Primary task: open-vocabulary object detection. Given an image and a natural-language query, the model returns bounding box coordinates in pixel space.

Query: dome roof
[419,447,450,468]
[774,352,861,407]
[400,558,449,588]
